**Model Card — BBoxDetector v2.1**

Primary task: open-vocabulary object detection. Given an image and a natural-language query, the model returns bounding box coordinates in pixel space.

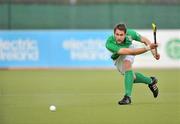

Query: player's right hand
[150,43,158,49]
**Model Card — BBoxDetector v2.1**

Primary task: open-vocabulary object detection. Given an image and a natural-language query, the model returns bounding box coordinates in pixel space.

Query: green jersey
[106,29,141,60]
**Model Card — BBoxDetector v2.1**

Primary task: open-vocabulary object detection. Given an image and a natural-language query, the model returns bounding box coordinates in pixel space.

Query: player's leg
[134,72,159,98]
[134,72,152,84]
[115,55,134,105]
[124,60,134,97]
[118,60,133,105]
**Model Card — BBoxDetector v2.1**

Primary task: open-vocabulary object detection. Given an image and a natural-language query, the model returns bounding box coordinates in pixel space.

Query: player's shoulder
[107,35,115,42]
[126,29,137,35]
[127,28,141,41]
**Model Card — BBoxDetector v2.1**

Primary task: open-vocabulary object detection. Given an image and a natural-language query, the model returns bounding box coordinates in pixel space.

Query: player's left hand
[155,53,160,60]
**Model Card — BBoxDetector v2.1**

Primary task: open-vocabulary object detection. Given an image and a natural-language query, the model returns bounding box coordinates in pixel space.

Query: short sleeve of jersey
[106,36,120,53]
[127,29,141,41]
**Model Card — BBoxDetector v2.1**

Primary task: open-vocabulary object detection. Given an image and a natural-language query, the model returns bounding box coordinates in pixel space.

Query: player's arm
[140,36,160,60]
[118,43,158,55]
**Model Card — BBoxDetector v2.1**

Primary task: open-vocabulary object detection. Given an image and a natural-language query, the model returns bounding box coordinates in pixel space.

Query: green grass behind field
[0,69,180,124]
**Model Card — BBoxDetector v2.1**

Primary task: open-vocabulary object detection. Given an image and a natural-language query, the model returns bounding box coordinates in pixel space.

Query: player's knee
[124,60,132,71]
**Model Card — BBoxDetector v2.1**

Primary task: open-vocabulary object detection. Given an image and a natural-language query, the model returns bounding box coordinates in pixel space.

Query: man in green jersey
[106,23,160,105]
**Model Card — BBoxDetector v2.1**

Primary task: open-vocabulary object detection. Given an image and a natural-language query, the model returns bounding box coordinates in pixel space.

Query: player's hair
[114,23,127,33]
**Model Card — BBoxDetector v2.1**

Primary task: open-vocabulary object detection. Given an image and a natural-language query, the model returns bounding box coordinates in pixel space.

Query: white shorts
[114,44,136,75]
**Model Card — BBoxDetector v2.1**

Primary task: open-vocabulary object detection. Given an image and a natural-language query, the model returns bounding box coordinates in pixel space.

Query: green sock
[134,72,152,84]
[124,70,134,97]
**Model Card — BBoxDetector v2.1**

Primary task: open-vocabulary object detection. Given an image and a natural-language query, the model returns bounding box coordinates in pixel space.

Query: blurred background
[1,0,180,29]
[0,0,179,68]
[0,0,180,124]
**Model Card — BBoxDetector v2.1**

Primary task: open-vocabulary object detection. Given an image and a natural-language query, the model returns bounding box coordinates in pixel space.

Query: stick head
[152,23,157,32]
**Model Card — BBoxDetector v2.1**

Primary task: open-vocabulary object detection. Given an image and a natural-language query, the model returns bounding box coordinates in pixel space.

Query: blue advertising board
[0,30,113,68]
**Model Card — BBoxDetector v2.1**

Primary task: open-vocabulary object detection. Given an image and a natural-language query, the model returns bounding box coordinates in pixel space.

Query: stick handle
[154,32,157,55]
[152,23,157,56]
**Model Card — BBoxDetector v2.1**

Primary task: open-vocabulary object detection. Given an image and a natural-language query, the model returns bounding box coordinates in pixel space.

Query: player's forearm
[141,36,157,56]
[118,47,149,55]
[118,43,158,55]
[141,36,151,45]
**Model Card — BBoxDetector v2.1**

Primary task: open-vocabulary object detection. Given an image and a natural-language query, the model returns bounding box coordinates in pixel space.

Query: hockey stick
[152,23,158,56]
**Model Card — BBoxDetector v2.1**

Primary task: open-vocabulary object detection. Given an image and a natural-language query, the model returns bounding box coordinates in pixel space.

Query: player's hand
[154,53,160,60]
[149,43,158,49]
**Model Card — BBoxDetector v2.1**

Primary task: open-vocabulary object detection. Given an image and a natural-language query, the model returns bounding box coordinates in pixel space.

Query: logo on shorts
[166,39,180,60]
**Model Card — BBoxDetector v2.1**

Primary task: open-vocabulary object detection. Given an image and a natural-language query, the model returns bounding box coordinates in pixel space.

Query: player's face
[114,29,126,43]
